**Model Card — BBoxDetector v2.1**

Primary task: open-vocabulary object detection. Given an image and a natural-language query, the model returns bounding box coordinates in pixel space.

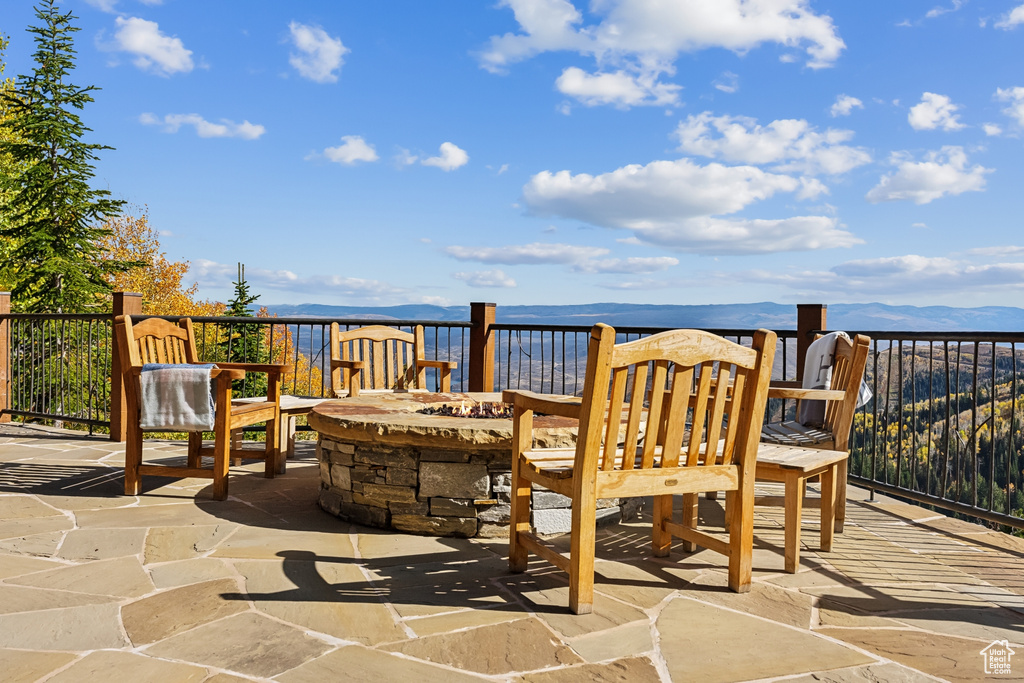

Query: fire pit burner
[416,401,514,419]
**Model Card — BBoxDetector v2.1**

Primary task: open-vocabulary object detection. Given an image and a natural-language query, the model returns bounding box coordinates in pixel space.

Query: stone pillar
[469,302,496,392]
[110,292,143,442]
[0,292,9,423]
[796,304,827,382]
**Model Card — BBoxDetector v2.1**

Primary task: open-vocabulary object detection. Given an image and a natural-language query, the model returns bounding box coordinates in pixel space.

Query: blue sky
[4,1,1024,308]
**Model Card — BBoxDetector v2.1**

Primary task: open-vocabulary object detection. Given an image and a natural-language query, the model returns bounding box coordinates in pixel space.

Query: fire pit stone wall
[309,391,636,538]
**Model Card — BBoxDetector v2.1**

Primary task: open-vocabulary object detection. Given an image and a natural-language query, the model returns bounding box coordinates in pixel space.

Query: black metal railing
[4,313,113,431]
[492,323,800,396]
[2,309,1022,530]
[848,331,1024,530]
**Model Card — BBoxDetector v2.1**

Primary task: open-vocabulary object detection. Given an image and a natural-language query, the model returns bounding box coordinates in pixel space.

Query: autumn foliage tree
[98,209,222,316]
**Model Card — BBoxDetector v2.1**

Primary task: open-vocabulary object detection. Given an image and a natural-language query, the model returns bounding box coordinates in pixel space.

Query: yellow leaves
[98,209,221,316]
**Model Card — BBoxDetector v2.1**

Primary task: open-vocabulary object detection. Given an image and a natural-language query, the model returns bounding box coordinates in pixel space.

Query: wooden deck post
[110,292,143,442]
[796,304,827,382]
[0,292,9,423]
[469,302,496,392]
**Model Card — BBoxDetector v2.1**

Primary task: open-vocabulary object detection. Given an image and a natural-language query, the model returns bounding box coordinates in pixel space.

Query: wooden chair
[330,323,457,397]
[114,315,285,500]
[757,333,871,572]
[503,323,777,614]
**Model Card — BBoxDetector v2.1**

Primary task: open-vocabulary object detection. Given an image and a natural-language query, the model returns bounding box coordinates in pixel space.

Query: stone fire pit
[308,391,631,538]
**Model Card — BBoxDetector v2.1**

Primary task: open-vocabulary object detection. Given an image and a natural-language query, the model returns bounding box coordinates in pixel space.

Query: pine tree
[0,1,128,312]
[0,33,22,291]
[226,263,259,317]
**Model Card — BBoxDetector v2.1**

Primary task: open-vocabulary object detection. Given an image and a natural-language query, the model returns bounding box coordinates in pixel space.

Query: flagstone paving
[1,422,1023,682]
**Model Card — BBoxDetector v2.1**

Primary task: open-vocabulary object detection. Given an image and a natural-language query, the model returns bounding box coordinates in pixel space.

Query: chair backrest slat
[620,364,647,469]
[640,360,670,469]
[574,325,776,480]
[331,324,424,394]
[601,367,629,471]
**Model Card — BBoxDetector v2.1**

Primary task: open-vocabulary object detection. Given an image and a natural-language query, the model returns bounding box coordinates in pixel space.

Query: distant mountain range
[267,302,1024,332]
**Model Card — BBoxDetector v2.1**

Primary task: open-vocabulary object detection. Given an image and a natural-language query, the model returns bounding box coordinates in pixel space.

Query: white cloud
[479,0,843,109]
[422,142,469,171]
[190,260,412,303]
[394,148,419,167]
[140,113,265,139]
[312,136,379,165]
[713,71,739,94]
[967,245,1024,257]
[288,22,348,83]
[521,158,860,254]
[85,0,119,11]
[742,254,1024,297]
[908,92,965,131]
[555,67,680,108]
[673,112,871,176]
[926,1,965,19]
[453,270,518,288]
[830,94,863,117]
[480,0,844,71]
[112,17,193,76]
[995,4,1024,29]
[445,243,608,265]
[444,242,678,274]
[574,256,678,274]
[983,123,1003,136]
[995,86,1024,126]
[866,147,990,204]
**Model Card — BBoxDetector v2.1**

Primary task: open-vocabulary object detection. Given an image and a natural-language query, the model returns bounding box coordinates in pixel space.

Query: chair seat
[761,421,835,448]
[756,442,847,474]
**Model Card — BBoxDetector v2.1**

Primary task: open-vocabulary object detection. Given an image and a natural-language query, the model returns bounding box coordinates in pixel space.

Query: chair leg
[212,427,230,501]
[508,463,532,573]
[124,426,143,496]
[727,487,753,592]
[568,497,596,615]
[784,476,805,573]
[652,494,673,557]
[283,415,296,460]
[265,415,280,479]
[187,432,203,468]
[681,493,698,553]
[820,464,837,552]
[835,458,848,533]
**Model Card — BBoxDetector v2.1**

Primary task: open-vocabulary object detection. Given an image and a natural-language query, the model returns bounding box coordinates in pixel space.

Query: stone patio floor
[0,423,1022,682]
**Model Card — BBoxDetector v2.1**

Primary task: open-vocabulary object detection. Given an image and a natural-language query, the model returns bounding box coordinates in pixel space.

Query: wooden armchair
[757,333,871,571]
[329,323,457,397]
[114,315,285,500]
[503,323,776,614]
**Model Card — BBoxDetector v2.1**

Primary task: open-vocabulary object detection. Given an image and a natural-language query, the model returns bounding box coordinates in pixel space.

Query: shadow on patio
[0,424,1022,682]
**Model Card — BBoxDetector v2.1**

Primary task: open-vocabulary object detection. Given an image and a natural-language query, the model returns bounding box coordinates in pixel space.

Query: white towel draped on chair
[798,332,873,426]
[139,363,216,431]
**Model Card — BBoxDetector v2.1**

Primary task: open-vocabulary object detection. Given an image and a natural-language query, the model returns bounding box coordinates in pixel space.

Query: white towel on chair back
[139,363,216,431]
[797,332,872,427]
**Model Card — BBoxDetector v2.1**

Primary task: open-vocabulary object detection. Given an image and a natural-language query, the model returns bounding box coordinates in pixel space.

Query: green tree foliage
[218,263,270,397]
[0,1,129,312]
[0,33,22,291]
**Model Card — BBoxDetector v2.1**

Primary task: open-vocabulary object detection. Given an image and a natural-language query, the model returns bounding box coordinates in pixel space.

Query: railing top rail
[819,329,1024,343]
[2,313,111,321]
[128,314,474,328]
[491,322,799,338]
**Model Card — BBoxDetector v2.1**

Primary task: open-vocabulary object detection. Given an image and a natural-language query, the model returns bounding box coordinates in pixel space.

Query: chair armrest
[417,359,458,371]
[769,380,801,389]
[768,387,846,401]
[330,359,366,371]
[215,362,287,377]
[502,390,582,419]
[127,366,245,380]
